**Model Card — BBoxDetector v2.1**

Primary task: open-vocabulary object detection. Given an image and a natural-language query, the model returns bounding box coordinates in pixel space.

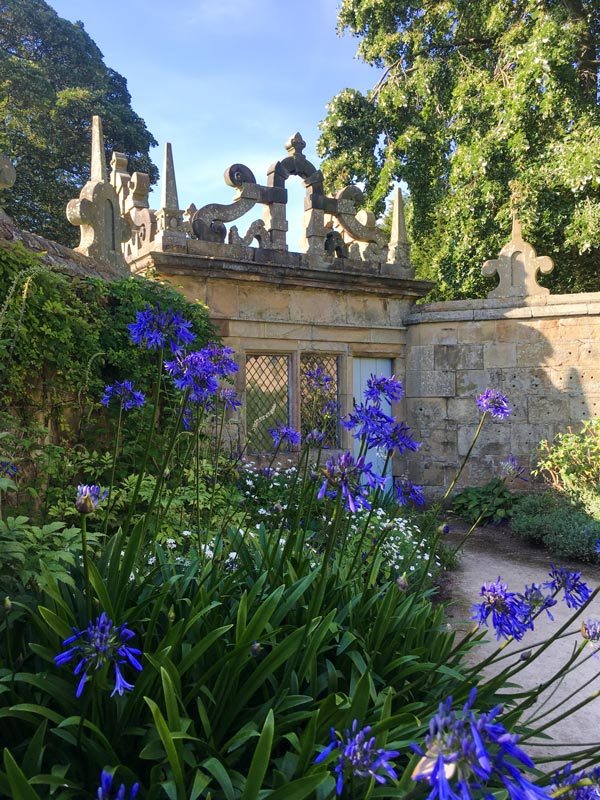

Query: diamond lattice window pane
[300,354,339,448]
[245,355,291,452]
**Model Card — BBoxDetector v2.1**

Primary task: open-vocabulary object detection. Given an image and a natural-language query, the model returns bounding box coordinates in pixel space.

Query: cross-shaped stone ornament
[482,216,554,298]
[66,116,129,271]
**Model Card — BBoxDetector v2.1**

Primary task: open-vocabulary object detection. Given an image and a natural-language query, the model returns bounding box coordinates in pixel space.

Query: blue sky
[49,0,378,248]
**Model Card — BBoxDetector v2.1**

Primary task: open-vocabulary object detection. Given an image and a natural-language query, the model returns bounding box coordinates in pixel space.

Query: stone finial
[387,186,411,268]
[285,132,306,157]
[0,154,17,221]
[90,115,107,182]
[156,143,182,232]
[66,116,129,271]
[482,215,554,298]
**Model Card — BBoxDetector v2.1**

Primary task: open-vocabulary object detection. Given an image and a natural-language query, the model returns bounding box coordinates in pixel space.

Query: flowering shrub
[0,308,598,799]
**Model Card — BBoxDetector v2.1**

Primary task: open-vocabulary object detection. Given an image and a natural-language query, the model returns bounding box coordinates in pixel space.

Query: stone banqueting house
[1,117,599,495]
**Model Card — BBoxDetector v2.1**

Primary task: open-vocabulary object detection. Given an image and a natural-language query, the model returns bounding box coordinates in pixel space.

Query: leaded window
[245,354,291,452]
[300,354,339,448]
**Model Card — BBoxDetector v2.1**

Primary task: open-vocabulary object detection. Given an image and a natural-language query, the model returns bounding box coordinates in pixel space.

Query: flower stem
[80,512,92,620]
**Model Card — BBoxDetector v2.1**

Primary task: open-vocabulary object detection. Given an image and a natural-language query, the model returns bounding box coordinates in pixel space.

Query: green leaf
[144,697,186,799]
[3,749,42,800]
[240,709,274,800]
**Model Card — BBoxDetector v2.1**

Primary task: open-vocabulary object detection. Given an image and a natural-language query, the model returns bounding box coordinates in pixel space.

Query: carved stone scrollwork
[224,163,256,188]
[228,219,273,248]
[192,163,258,242]
[324,226,348,258]
[331,186,387,260]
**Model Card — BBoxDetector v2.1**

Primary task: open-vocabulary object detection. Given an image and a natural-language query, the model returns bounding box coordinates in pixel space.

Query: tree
[0,0,158,247]
[318,0,599,299]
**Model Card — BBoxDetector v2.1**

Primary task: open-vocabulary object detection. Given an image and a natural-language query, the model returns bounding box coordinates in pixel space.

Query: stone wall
[404,292,600,495]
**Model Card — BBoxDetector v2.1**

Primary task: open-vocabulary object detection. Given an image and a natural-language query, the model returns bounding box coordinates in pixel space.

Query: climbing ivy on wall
[0,241,214,431]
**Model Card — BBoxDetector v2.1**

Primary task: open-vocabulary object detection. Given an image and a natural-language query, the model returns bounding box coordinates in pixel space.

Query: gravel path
[443,521,600,766]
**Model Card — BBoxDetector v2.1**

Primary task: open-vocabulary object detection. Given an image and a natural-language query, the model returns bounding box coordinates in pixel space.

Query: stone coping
[0,218,129,281]
[406,292,600,324]
[132,249,433,300]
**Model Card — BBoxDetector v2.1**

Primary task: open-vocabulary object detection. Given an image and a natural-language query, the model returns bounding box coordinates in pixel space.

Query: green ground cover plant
[0,308,599,799]
[511,491,600,561]
[534,419,600,520]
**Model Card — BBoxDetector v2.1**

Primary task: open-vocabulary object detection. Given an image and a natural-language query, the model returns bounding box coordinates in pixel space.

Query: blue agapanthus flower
[476,389,511,419]
[128,305,195,352]
[269,425,301,448]
[595,540,600,555]
[0,460,17,478]
[364,374,404,405]
[523,583,556,621]
[54,612,142,698]
[396,478,426,507]
[75,484,107,515]
[545,565,592,609]
[304,365,333,392]
[97,770,140,800]
[411,689,549,800]
[164,350,220,403]
[202,342,239,377]
[552,763,600,800]
[317,452,384,513]
[582,620,600,649]
[314,719,399,796]
[472,577,533,640]
[218,387,242,410]
[101,380,145,410]
[500,454,527,481]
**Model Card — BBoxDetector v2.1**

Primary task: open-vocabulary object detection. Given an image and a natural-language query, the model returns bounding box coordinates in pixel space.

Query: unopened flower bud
[168,606,176,624]
[4,596,11,613]
[519,650,532,661]
[250,641,262,657]
[437,523,451,535]
[396,573,409,592]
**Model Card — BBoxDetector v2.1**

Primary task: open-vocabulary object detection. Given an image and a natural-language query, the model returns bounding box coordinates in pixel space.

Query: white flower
[166,538,176,549]
[182,530,192,538]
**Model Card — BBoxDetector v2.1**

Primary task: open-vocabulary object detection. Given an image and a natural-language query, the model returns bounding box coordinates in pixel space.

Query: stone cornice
[130,249,432,300]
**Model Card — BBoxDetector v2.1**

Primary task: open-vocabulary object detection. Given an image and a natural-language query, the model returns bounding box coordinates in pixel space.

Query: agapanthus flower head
[364,374,404,405]
[75,484,107,515]
[595,540,600,555]
[500,454,527,481]
[218,387,242,410]
[269,425,301,448]
[396,478,426,507]
[552,763,600,800]
[581,619,600,646]
[476,389,511,419]
[314,719,399,796]
[523,583,556,621]
[54,611,142,698]
[304,365,333,392]
[128,305,195,352]
[305,428,326,445]
[472,577,533,640]
[545,565,592,609]
[97,770,140,800]
[101,380,145,410]
[411,688,549,800]
[0,460,17,478]
[317,452,384,513]
[201,342,238,377]
[164,350,219,403]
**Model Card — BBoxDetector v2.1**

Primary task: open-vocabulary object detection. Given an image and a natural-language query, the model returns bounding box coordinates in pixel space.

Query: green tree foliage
[318,0,600,299]
[0,0,158,246]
